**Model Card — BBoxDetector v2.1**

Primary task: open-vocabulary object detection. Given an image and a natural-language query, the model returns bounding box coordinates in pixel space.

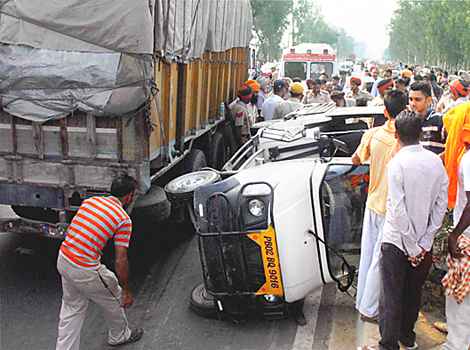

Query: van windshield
[284,62,307,80]
[320,164,369,280]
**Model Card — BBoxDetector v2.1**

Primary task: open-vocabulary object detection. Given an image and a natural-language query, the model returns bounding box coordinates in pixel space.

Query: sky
[319,0,398,59]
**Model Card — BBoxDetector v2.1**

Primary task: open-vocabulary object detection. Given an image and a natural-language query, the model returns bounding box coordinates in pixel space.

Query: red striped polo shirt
[60,196,132,269]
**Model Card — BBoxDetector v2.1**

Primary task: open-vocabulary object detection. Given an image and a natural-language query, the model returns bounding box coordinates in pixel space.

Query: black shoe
[293,312,307,326]
[109,328,144,347]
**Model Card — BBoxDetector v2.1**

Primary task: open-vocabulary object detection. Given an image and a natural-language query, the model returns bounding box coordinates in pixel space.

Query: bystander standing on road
[255,76,270,117]
[441,103,470,349]
[352,90,408,322]
[369,79,394,107]
[361,111,448,350]
[56,175,143,350]
[244,79,261,122]
[437,79,469,113]
[302,78,330,104]
[370,67,386,97]
[332,75,343,91]
[273,82,304,120]
[231,84,254,146]
[262,79,288,121]
[346,77,372,106]
[409,81,446,154]
[330,90,355,107]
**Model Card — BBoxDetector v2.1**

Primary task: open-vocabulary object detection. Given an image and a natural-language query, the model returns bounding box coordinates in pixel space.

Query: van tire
[189,283,218,319]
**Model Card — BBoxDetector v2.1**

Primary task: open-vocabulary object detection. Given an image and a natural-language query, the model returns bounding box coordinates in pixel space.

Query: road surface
[0,206,445,349]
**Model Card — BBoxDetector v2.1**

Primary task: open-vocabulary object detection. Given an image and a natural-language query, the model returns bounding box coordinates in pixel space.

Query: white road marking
[292,288,323,350]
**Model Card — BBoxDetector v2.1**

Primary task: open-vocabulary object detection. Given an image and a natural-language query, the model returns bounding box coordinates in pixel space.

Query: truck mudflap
[0,217,68,239]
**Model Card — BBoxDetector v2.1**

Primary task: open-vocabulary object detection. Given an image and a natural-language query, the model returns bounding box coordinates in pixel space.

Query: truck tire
[223,124,237,158]
[209,132,226,170]
[133,185,171,223]
[184,149,207,173]
[189,283,219,319]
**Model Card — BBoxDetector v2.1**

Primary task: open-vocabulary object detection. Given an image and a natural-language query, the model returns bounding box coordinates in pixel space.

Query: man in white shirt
[367,111,448,350]
[272,82,304,120]
[261,80,288,121]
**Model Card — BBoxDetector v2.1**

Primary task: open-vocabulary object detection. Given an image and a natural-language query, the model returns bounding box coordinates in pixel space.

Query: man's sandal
[109,328,144,347]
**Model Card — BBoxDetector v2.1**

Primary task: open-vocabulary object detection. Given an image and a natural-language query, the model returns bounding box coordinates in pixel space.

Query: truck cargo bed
[0,111,149,210]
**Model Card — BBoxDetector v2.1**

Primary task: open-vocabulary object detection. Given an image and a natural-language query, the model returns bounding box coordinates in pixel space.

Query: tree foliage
[250,0,293,62]
[388,0,470,69]
[251,0,357,62]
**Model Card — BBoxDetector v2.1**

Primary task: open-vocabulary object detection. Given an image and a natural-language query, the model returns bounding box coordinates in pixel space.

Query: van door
[311,160,369,290]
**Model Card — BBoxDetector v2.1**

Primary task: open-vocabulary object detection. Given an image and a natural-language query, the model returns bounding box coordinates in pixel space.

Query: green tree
[388,0,470,70]
[292,0,355,59]
[250,0,293,62]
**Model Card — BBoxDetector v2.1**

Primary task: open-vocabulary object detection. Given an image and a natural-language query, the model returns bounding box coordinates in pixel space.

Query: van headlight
[248,199,265,217]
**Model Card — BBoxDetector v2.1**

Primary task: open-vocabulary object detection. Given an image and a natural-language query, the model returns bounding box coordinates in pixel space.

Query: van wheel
[189,283,219,319]
[184,149,207,173]
[209,132,226,170]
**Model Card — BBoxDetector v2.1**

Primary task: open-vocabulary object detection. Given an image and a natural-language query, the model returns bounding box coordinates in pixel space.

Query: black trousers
[378,243,432,350]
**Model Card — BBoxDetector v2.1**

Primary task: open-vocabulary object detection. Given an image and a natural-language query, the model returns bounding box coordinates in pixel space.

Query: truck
[279,43,339,81]
[0,0,253,238]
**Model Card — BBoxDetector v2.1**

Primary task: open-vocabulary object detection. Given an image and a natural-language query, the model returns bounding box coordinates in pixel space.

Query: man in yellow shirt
[352,89,408,321]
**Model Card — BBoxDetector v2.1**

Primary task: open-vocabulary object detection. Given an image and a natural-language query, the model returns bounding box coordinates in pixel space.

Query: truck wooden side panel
[148,47,249,164]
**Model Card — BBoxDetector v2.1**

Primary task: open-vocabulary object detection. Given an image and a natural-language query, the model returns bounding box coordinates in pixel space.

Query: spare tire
[189,283,219,319]
[165,170,220,201]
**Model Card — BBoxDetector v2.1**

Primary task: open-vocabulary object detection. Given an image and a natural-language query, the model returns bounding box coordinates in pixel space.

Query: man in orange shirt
[56,175,143,349]
[352,90,408,321]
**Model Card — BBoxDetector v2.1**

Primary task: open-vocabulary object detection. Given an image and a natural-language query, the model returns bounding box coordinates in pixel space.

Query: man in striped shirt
[56,175,143,349]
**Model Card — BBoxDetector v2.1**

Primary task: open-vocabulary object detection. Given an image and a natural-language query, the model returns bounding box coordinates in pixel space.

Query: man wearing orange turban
[346,76,372,106]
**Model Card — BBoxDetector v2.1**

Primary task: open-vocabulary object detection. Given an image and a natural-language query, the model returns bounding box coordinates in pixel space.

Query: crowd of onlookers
[228,65,470,350]
[228,64,470,148]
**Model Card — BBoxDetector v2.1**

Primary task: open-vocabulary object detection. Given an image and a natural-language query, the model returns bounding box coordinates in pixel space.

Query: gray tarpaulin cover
[0,0,253,121]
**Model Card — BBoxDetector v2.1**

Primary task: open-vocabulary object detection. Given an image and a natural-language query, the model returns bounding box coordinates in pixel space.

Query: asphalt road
[0,206,446,350]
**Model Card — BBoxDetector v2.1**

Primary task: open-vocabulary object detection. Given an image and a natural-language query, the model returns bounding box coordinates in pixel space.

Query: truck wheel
[184,149,207,173]
[209,132,226,170]
[223,124,237,158]
[133,185,171,223]
[189,283,219,319]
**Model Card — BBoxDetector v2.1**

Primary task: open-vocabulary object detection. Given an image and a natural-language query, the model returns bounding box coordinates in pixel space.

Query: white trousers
[356,208,385,318]
[55,253,131,350]
[442,294,470,350]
